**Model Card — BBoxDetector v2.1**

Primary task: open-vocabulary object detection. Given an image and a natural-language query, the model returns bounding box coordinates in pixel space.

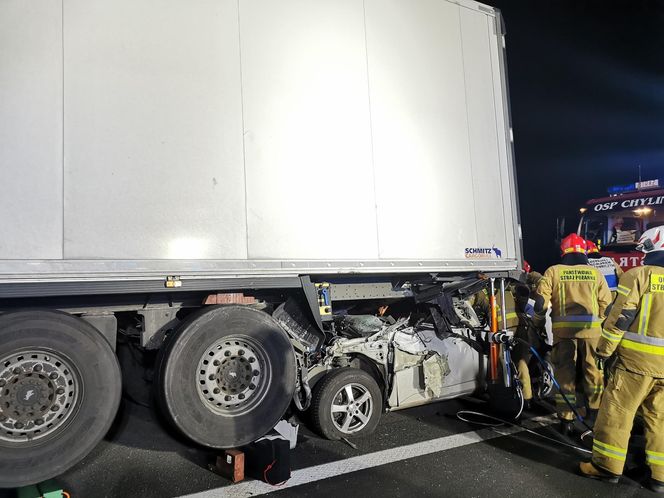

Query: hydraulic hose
[489,318,595,436]
[524,341,594,436]
[455,410,592,455]
[460,329,594,453]
[484,329,594,438]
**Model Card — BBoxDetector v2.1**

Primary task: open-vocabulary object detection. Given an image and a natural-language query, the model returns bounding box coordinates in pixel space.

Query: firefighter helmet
[586,240,600,254]
[560,233,587,255]
[636,227,664,253]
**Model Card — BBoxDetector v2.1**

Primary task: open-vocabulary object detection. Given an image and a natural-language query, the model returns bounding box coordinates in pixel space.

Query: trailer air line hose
[456,335,594,455]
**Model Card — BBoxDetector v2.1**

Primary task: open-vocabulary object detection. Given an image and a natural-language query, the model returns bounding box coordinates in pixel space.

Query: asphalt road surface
[2,391,657,498]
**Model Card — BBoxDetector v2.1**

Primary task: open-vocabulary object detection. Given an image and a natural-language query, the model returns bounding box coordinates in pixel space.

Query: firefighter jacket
[535,264,612,339]
[597,265,664,377]
[588,256,624,294]
[526,271,543,295]
[473,284,521,330]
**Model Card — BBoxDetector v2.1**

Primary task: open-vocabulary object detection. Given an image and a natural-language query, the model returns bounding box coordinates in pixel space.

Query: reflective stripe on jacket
[597,265,664,377]
[536,264,612,339]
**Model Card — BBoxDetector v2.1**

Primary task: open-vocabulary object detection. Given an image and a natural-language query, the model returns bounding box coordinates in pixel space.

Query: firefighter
[472,283,520,338]
[579,227,664,493]
[534,234,612,434]
[514,262,545,408]
[586,239,624,299]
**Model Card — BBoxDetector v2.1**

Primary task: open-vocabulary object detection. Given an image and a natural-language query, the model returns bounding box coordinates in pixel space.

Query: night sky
[483,0,664,271]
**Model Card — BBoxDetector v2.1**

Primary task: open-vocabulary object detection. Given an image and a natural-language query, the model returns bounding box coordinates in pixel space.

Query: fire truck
[570,179,664,269]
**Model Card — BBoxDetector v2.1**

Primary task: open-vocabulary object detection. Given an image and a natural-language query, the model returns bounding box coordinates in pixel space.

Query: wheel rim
[539,362,554,398]
[330,382,373,435]
[196,335,271,416]
[0,349,80,444]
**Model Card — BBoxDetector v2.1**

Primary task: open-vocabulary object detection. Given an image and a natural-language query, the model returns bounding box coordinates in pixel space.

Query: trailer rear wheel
[0,311,121,488]
[156,306,296,448]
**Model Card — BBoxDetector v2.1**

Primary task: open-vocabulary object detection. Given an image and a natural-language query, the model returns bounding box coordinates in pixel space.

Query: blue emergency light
[607,178,661,195]
[607,183,637,195]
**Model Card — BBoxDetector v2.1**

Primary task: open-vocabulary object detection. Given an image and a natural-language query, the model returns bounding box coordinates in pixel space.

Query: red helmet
[523,260,532,273]
[585,240,599,254]
[560,233,587,255]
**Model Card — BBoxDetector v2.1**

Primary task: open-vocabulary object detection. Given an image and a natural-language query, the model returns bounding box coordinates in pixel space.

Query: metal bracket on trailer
[300,276,327,332]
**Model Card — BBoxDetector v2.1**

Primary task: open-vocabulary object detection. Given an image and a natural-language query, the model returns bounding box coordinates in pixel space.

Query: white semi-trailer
[0,0,522,487]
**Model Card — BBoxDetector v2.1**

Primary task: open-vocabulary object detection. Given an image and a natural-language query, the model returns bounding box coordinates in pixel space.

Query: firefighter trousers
[592,366,664,480]
[551,336,603,420]
[512,324,543,401]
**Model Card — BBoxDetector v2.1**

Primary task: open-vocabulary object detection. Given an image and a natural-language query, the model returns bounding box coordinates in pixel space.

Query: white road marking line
[181,415,556,498]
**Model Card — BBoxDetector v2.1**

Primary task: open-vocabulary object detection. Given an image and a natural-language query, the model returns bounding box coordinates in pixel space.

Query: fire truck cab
[575,179,664,270]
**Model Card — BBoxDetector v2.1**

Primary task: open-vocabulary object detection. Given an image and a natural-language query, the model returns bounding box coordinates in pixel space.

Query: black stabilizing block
[488,383,523,419]
[242,438,291,485]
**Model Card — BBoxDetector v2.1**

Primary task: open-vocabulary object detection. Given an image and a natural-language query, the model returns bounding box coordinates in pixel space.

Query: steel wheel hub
[0,350,79,443]
[197,336,269,415]
[330,383,373,434]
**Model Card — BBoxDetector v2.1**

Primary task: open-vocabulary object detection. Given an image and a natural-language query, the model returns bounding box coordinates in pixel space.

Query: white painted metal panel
[459,8,512,257]
[487,14,519,260]
[240,0,379,259]
[365,0,477,260]
[0,0,520,282]
[0,0,63,259]
[63,0,246,259]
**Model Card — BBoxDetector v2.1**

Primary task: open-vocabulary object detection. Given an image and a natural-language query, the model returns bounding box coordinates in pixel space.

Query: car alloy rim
[196,335,271,416]
[539,362,554,398]
[0,349,80,444]
[330,382,373,434]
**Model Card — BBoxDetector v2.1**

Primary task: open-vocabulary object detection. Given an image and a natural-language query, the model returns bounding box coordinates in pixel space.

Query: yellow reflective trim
[594,440,627,455]
[552,322,601,329]
[617,285,630,297]
[647,457,664,466]
[592,281,599,316]
[639,294,652,335]
[594,446,627,461]
[643,295,652,334]
[647,450,664,458]
[601,329,623,342]
[621,339,664,356]
[497,312,518,322]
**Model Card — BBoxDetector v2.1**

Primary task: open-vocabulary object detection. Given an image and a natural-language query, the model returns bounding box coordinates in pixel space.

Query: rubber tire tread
[155,305,296,448]
[0,310,121,488]
[310,368,382,440]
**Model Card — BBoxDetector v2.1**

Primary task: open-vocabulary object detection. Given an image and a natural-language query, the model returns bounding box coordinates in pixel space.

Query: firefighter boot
[578,462,620,484]
[649,478,664,494]
[559,420,574,437]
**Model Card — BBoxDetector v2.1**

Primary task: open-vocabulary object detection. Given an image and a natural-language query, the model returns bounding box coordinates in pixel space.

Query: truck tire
[156,305,296,448]
[310,368,382,440]
[0,311,121,488]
